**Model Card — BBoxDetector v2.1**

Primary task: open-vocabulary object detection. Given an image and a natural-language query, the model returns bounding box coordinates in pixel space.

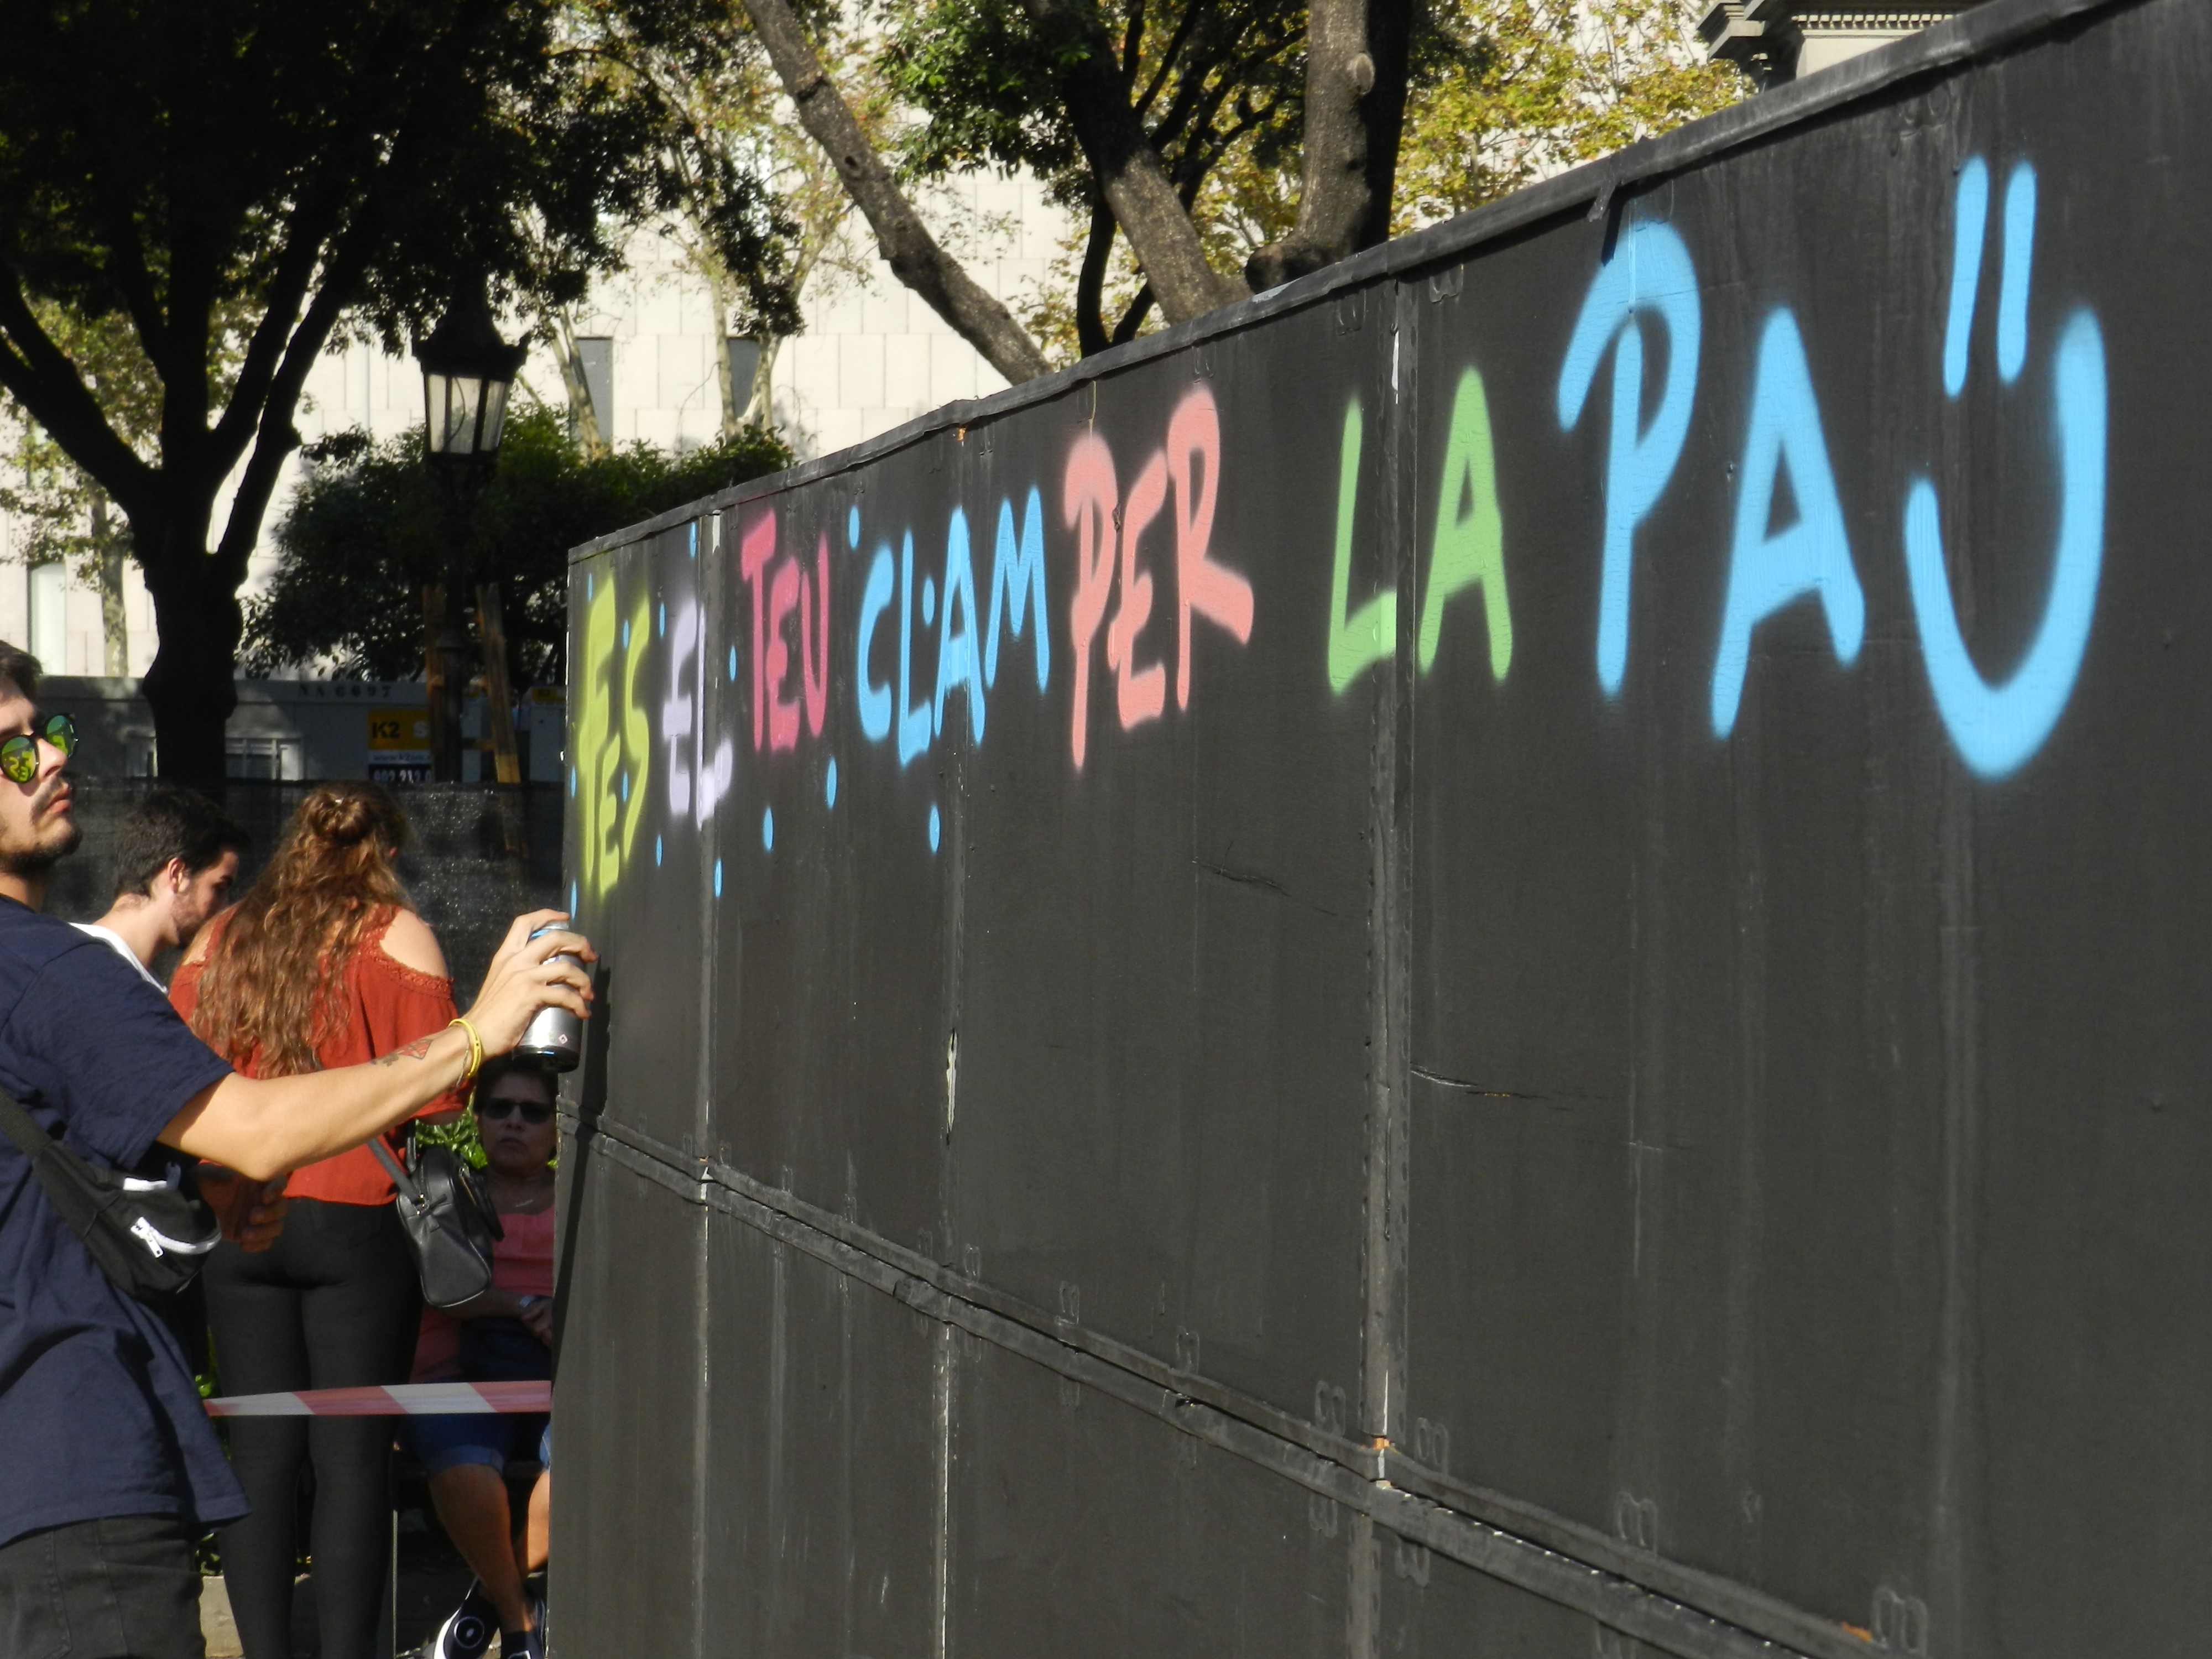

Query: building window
[28,561,65,671]
[726,336,762,421]
[225,735,303,781]
[575,337,613,441]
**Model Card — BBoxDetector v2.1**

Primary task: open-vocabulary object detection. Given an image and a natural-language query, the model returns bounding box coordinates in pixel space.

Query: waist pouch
[0,1087,218,1301]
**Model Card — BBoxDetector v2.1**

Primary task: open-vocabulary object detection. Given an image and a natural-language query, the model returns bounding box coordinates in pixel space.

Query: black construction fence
[550,1,2209,1653]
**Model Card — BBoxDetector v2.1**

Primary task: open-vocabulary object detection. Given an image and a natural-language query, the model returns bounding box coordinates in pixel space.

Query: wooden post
[474,583,523,786]
[422,584,447,773]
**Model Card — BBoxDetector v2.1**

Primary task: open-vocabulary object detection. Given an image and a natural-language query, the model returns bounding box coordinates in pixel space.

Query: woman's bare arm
[161,911,592,1180]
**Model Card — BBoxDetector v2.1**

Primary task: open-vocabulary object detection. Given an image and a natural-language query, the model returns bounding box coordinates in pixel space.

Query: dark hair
[187,781,413,1077]
[473,1055,557,1107]
[112,786,252,900]
[0,639,40,701]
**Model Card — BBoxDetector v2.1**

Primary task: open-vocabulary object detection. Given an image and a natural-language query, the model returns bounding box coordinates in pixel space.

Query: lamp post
[415,281,526,781]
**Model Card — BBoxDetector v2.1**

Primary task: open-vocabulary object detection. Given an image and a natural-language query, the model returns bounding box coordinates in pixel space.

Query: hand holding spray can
[515,922,584,1072]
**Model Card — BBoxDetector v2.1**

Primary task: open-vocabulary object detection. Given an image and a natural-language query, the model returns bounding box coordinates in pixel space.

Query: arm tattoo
[373,1034,437,1067]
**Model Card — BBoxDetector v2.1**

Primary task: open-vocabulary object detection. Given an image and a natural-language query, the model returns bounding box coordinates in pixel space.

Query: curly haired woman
[173,781,468,1659]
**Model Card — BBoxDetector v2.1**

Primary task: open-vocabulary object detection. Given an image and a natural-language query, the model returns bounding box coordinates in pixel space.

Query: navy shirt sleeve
[0,936,234,1164]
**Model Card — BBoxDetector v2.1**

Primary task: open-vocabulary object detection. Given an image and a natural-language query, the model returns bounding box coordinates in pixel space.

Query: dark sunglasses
[476,1096,553,1125]
[0,712,75,785]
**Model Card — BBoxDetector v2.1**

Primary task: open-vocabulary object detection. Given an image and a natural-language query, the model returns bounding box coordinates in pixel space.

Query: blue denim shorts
[401,1410,550,1477]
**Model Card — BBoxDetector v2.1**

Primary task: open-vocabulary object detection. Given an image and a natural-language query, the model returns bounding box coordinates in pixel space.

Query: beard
[0,775,82,877]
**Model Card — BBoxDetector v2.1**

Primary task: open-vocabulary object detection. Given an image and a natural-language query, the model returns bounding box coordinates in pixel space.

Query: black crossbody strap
[369,1136,425,1208]
[0,1087,55,1161]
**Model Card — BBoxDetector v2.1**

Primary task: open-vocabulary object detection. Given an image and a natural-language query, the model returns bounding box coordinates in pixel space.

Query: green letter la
[1327,399,1395,694]
[1418,367,1512,679]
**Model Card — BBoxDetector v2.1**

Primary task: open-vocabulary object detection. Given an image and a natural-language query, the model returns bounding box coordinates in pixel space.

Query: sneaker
[499,1623,546,1659]
[433,1582,497,1659]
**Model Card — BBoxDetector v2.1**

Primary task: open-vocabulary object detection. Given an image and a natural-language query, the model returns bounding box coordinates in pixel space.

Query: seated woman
[404,1058,557,1659]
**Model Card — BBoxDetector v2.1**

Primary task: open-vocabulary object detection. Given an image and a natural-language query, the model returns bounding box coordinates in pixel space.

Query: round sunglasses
[0,712,76,785]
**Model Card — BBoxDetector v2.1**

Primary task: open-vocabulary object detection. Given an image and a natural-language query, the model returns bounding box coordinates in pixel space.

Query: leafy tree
[1005,0,1739,364]
[243,406,789,688]
[2,301,256,674]
[750,0,1735,378]
[0,0,795,784]
[1392,0,1742,225]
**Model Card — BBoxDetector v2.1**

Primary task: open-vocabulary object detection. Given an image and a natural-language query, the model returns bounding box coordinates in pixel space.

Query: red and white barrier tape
[205,1381,551,1417]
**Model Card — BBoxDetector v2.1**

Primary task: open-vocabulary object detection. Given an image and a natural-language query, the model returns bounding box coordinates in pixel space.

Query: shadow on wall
[49,780,563,994]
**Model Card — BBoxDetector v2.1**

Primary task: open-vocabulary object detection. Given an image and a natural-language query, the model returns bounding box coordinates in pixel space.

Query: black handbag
[372,1131,504,1310]
[0,1087,219,1301]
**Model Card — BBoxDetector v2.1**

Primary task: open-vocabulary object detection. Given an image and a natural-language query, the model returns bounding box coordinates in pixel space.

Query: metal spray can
[514,922,583,1072]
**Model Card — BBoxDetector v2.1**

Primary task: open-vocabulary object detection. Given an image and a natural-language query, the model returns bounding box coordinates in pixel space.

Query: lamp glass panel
[446,374,486,456]
[423,372,450,454]
[478,378,512,455]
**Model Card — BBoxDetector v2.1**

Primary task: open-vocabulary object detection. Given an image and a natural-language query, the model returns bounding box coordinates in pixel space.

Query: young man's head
[0,642,80,889]
[112,785,252,940]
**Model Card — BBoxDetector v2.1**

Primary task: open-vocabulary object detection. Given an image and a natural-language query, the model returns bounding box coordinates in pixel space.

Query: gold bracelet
[448,1016,484,1090]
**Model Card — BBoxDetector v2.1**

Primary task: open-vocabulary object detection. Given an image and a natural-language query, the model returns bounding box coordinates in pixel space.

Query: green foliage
[242,407,791,686]
[1394,0,1747,227]
[416,1112,491,1171]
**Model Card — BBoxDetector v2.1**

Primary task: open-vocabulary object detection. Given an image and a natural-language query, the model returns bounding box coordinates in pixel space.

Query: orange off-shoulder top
[170,904,468,1206]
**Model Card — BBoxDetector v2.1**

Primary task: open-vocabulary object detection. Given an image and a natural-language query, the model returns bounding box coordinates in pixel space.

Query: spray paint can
[514,922,583,1072]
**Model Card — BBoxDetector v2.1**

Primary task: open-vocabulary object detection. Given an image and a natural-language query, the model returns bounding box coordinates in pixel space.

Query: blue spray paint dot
[570,880,578,915]
[928,805,940,852]
[690,522,698,559]
[848,505,860,547]
[655,835,664,867]
[658,603,666,637]
[713,859,723,898]
[586,573,593,600]
[620,770,629,805]
[922,577,937,625]
[825,758,838,806]
[568,765,576,797]
[728,646,737,681]
[620,618,630,649]
[761,806,775,850]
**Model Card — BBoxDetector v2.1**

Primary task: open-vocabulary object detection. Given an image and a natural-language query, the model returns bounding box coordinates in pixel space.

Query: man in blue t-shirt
[0,644,593,1659]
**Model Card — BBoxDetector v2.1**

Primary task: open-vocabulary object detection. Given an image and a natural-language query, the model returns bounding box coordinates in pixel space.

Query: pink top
[409,1206,556,1383]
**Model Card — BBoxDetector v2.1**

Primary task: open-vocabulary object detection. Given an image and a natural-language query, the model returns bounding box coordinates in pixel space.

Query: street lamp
[415,281,525,780]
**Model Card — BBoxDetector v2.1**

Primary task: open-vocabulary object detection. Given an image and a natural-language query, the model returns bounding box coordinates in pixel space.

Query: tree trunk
[745,333,782,426]
[552,307,608,458]
[1245,0,1416,290]
[88,489,129,676]
[1018,0,1248,325]
[746,0,1053,386]
[702,272,761,438]
[134,507,239,790]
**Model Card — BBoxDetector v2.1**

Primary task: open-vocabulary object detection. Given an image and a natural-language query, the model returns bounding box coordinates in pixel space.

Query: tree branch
[1075,193,1116,358]
[745,0,1050,385]
[1018,0,1247,326]
[1246,0,1415,289]
[211,216,384,587]
[0,272,158,517]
